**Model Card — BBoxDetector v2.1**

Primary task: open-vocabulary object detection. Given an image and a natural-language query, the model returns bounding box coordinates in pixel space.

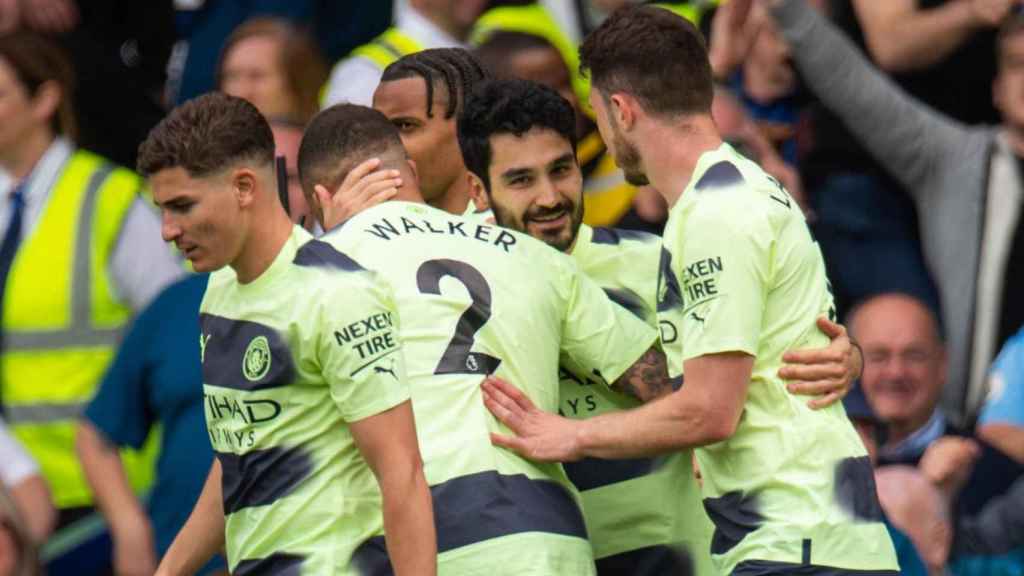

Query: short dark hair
[457,78,577,191]
[0,31,77,141]
[580,5,712,117]
[137,92,274,178]
[379,48,489,119]
[474,31,561,79]
[298,104,404,199]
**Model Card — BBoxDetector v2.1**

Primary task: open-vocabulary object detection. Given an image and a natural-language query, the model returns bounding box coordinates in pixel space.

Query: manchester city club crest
[243,335,272,382]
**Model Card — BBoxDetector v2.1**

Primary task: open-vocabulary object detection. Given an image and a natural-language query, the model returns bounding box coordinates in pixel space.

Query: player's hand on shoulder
[316,157,402,230]
[482,376,583,462]
[779,317,857,409]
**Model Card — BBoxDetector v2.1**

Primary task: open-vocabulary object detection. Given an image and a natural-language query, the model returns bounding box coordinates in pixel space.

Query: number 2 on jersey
[416,259,502,376]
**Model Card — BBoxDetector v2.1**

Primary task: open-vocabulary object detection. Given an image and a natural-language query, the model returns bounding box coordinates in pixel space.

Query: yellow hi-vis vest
[352,27,424,71]
[470,4,593,117]
[2,149,155,509]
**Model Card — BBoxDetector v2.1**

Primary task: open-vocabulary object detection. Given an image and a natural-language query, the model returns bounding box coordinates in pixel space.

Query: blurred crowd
[0,0,1023,574]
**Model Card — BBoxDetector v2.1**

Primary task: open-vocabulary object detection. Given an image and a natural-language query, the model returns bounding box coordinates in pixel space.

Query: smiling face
[151,166,247,272]
[852,294,947,435]
[373,76,464,205]
[482,127,583,252]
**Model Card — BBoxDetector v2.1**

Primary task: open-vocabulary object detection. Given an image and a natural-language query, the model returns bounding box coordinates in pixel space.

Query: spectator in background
[764,0,1024,427]
[172,1,391,105]
[709,0,802,166]
[323,0,489,106]
[850,0,1010,125]
[217,18,327,125]
[76,274,225,576]
[976,325,1024,463]
[848,292,1022,516]
[0,31,182,532]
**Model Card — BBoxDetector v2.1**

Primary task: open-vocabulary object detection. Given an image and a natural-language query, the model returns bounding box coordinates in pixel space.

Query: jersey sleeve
[317,272,410,423]
[676,199,772,361]
[558,258,659,385]
[978,334,1024,427]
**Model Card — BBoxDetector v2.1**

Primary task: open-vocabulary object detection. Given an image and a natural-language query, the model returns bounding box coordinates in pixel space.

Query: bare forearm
[577,389,732,459]
[381,468,436,576]
[854,0,976,72]
[8,477,54,543]
[75,422,149,535]
[157,462,225,576]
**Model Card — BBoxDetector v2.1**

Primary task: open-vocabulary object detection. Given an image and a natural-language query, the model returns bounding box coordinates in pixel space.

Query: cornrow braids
[380,48,490,119]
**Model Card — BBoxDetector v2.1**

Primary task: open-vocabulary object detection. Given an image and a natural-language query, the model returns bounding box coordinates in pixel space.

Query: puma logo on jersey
[374,363,398,380]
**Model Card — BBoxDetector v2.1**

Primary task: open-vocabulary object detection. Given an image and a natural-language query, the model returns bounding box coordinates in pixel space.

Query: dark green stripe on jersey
[218,447,313,514]
[199,313,296,391]
[233,552,305,576]
[590,227,658,245]
[834,456,885,522]
[703,490,765,555]
[431,471,587,552]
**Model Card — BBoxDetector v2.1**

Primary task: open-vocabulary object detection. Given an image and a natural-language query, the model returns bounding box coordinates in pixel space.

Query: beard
[610,121,649,186]
[490,194,583,254]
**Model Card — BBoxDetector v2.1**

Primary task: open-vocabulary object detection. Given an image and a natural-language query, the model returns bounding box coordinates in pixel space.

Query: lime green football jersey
[658,144,898,574]
[562,223,717,575]
[322,201,657,575]
[199,227,410,575]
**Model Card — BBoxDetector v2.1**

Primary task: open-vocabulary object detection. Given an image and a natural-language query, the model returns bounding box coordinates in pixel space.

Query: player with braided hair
[365,48,490,216]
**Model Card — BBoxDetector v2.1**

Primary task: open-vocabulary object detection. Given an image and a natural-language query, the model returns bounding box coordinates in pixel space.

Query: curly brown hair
[580,5,712,117]
[137,92,274,178]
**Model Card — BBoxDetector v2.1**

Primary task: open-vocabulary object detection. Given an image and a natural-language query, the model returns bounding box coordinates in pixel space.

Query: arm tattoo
[612,347,673,402]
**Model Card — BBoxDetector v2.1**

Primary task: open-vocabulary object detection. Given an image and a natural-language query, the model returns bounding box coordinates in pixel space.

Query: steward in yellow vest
[0,32,179,519]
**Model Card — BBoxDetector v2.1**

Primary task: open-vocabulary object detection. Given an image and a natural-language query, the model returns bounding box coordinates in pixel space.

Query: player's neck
[430,172,471,215]
[232,207,295,284]
[642,116,722,208]
[0,128,54,181]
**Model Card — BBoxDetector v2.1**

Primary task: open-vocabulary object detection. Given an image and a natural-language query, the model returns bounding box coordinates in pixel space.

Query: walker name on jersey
[334,311,397,360]
[204,393,282,449]
[558,367,606,417]
[363,215,519,253]
[682,256,723,308]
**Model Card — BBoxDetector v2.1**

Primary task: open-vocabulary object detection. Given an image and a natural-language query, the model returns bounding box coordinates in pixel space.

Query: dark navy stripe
[234,553,305,576]
[352,536,394,576]
[564,456,662,492]
[219,447,313,514]
[595,544,693,576]
[602,287,649,321]
[199,313,296,391]
[732,559,899,575]
[590,226,659,245]
[293,239,366,271]
[802,539,812,564]
[703,490,764,555]
[431,471,587,552]
[657,247,683,313]
[833,456,884,522]
[694,161,744,192]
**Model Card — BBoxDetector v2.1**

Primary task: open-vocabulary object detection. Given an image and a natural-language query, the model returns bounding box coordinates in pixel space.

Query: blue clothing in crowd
[980,327,1024,429]
[85,273,223,574]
